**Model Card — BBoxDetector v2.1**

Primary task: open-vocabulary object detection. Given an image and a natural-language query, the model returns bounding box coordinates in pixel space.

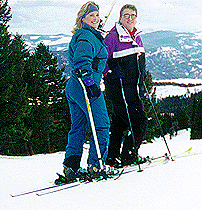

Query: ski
[37,156,169,196]
[10,147,196,197]
[9,154,170,197]
[114,147,194,180]
[37,155,169,196]
[36,172,118,196]
[36,182,81,196]
[10,178,78,197]
[172,147,192,158]
[114,153,170,180]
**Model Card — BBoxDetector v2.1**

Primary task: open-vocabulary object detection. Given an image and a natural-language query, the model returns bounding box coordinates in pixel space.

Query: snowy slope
[154,84,202,99]
[153,78,202,99]
[0,129,202,210]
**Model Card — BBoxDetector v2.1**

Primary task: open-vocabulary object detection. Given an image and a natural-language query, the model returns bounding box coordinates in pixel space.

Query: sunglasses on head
[122,13,137,19]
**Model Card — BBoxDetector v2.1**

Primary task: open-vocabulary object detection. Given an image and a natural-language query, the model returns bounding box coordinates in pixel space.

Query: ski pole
[142,81,174,161]
[120,78,135,145]
[101,0,117,29]
[78,78,105,171]
[120,78,143,172]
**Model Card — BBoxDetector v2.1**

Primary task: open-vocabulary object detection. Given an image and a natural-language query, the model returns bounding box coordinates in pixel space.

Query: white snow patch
[36,39,52,46]
[30,36,41,40]
[183,45,192,49]
[153,78,202,85]
[190,58,199,61]
[48,37,71,46]
[1,129,202,210]
[153,79,202,99]
[196,64,202,69]
[193,32,202,40]
[154,85,202,99]
[57,47,67,51]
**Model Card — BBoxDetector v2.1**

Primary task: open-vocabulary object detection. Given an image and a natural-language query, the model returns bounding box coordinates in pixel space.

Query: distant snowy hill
[21,31,202,80]
[153,78,202,99]
[143,31,202,80]
[23,34,71,52]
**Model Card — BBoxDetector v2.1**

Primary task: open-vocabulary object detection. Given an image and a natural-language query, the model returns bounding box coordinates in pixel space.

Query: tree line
[0,0,71,155]
[156,91,202,140]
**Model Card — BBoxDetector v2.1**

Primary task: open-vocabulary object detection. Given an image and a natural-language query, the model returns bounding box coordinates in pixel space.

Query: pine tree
[0,32,31,155]
[0,0,11,26]
[0,1,71,155]
[191,92,202,139]
[8,34,32,155]
[0,0,15,154]
[141,69,159,141]
[0,0,12,99]
[24,43,69,153]
[0,1,35,155]
[174,106,190,130]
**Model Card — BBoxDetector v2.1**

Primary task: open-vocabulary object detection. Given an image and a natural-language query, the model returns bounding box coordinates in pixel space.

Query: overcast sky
[8,0,202,35]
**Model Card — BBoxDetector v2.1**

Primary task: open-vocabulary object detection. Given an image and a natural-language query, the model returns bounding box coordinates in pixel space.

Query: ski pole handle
[101,0,117,29]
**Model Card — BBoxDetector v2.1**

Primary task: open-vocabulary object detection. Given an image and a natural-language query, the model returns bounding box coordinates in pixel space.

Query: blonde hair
[71,1,99,34]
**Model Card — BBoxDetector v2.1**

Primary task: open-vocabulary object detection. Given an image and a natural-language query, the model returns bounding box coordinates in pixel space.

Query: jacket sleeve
[136,35,144,48]
[103,32,117,74]
[73,39,94,80]
[136,35,146,79]
[138,53,146,79]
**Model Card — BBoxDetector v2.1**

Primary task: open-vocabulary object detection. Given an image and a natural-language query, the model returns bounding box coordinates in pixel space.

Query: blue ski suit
[64,23,110,170]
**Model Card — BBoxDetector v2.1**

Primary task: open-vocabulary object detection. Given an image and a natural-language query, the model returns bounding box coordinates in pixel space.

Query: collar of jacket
[82,22,105,44]
[115,22,142,46]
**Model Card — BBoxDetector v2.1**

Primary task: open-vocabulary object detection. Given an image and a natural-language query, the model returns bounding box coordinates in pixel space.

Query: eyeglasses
[122,13,137,19]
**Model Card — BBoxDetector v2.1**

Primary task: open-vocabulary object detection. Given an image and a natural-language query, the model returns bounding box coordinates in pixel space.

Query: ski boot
[76,168,93,183]
[54,166,77,185]
[121,153,147,167]
[87,165,108,180]
[105,157,122,168]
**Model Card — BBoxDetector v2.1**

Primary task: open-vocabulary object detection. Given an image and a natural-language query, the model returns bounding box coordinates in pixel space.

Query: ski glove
[108,66,125,79]
[83,78,101,99]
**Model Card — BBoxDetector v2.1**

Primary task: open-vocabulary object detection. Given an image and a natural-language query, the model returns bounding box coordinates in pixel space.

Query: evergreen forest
[0,1,70,155]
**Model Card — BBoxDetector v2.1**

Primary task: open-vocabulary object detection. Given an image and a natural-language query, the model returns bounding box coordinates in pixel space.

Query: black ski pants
[107,99,148,160]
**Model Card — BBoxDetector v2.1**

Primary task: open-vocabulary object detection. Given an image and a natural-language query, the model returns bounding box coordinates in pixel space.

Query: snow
[48,37,72,46]
[153,78,202,85]
[193,32,202,40]
[29,36,41,40]
[153,79,202,98]
[154,85,202,99]
[1,129,202,210]
[148,47,183,58]
[196,64,202,69]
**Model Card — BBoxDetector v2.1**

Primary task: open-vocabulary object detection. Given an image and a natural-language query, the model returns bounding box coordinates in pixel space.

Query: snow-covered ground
[153,78,202,85]
[1,129,201,210]
[154,84,202,99]
[153,78,202,99]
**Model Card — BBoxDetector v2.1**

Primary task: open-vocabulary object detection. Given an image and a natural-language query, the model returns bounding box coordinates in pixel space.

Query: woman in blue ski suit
[104,4,148,167]
[63,2,110,177]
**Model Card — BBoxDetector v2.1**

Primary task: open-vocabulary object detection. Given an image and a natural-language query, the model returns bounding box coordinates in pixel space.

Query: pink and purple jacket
[103,22,145,74]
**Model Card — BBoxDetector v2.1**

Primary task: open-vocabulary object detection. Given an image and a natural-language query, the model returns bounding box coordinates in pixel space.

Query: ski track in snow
[0,129,202,210]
